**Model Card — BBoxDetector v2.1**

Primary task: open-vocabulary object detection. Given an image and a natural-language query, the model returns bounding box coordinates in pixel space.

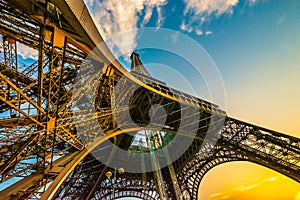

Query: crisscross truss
[0,0,299,199]
[53,153,160,200]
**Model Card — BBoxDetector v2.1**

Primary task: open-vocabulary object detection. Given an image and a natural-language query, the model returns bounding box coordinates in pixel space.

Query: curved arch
[41,127,145,199]
[95,190,158,200]
[189,157,246,199]
[43,126,179,199]
[90,173,159,200]
[177,145,249,199]
[44,126,300,200]
[188,158,300,200]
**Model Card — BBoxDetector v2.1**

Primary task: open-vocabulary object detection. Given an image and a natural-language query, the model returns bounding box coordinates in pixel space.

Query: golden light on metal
[106,171,112,178]
[117,167,124,174]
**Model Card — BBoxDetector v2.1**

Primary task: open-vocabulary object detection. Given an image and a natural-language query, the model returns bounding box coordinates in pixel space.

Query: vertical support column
[36,8,49,187]
[168,163,183,200]
[107,66,116,129]
[3,36,18,118]
[46,27,55,118]
[3,36,17,69]
[153,159,167,200]
[50,36,67,167]
[38,25,45,118]
[44,27,55,175]
[54,35,67,115]
[163,144,183,200]
[147,131,167,200]
[139,139,148,192]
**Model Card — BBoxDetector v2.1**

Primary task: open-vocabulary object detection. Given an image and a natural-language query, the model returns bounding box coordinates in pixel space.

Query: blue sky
[83,0,300,199]
[84,0,300,136]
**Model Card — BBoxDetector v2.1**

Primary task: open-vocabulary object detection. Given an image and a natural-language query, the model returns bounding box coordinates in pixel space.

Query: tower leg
[168,163,183,200]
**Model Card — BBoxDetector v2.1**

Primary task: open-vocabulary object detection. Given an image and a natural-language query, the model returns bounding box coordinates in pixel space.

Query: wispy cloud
[277,14,286,25]
[247,0,266,5]
[180,0,238,35]
[205,30,213,36]
[209,176,278,200]
[183,0,238,16]
[84,0,167,60]
[195,29,203,35]
[156,6,164,29]
[17,42,38,60]
[180,0,262,36]
[180,22,193,33]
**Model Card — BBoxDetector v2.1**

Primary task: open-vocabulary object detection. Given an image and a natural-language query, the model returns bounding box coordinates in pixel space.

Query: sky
[82,0,300,199]
[5,0,299,199]
[83,0,300,136]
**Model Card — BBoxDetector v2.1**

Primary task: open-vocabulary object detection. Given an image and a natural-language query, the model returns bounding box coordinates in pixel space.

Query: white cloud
[17,42,38,60]
[180,0,263,36]
[84,0,167,60]
[183,0,239,16]
[156,6,164,29]
[209,176,278,200]
[205,30,213,35]
[180,21,193,33]
[195,29,203,35]
[142,6,154,26]
[181,0,239,35]
[248,0,258,5]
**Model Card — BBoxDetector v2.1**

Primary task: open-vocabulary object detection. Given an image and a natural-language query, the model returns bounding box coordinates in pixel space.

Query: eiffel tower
[0,0,299,199]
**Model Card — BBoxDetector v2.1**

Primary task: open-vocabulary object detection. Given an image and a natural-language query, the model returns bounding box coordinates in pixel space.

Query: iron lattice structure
[0,0,299,199]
